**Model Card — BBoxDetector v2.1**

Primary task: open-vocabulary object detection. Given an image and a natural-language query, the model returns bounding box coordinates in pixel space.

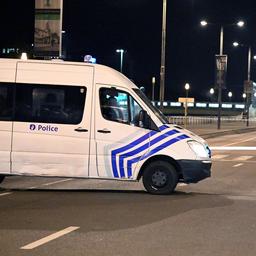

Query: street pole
[152,77,156,101]
[116,49,124,73]
[120,50,124,73]
[159,0,167,111]
[185,89,188,128]
[246,46,252,127]
[217,26,224,130]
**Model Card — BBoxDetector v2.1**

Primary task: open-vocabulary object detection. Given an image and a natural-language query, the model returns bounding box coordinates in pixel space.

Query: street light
[210,88,215,95]
[237,20,245,27]
[116,49,124,73]
[21,52,28,60]
[200,19,245,130]
[200,20,208,27]
[152,77,156,101]
[184,83,190,128]
[228,91,233,102]
[159,0,167,110]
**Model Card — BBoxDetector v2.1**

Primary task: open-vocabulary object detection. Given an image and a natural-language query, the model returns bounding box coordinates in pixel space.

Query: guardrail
[168,116,256,127]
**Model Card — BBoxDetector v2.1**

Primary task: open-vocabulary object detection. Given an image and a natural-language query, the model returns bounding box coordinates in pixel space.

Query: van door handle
[97,129,111,134]
[75,128,88,132]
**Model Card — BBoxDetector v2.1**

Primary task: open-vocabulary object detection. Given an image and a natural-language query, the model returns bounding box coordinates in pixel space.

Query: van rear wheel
[142,161,178,195]
[0,175,5,184]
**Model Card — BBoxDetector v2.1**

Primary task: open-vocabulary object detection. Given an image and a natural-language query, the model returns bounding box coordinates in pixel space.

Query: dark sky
[1,0,256,101]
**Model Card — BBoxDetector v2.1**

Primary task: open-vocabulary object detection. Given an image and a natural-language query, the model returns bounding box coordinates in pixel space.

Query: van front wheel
[142,161,178,195]
[0,175,5,184]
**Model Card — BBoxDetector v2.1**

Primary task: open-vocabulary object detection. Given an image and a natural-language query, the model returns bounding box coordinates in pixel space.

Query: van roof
[0,58,137,90]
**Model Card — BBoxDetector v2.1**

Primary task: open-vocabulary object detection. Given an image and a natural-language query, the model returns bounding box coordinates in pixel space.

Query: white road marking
[233,163,244,168]
[21,226,80,250]
[42,178,73,187]
[0,192,12,197]
[233,156,254,161]
[178,183,187,187]
[212,154,228,160]
[211,146,256,151]
[223,136,256,147]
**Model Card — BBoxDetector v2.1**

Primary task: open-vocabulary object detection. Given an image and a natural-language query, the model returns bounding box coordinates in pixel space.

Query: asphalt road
[1,131,256,256]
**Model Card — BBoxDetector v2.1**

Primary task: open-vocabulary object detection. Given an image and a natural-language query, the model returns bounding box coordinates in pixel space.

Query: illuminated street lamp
[21,52,28,60]
[200,19,245,130]
[152,77,156,101]
[184,83,190,128]
[237,20,245,27]
[116,49,124,73]
[228,91,233,102]
[200,20,208,27]
[210,88,215,95]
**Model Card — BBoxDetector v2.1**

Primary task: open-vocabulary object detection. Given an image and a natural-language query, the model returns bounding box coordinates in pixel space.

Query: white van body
[0,58,211,194]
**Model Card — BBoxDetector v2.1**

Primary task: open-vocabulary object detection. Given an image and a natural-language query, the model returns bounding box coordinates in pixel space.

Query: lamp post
[116,49,124,73]
[184,83,190,128]
[228,91,233,102]
[232,41,255,127]
[152,77,156,101]
[159,0,167,111]
[210,88,215,102]
[200,19,245,130]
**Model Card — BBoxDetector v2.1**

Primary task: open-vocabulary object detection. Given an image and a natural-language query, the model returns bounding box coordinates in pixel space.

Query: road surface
[1,131,256,256]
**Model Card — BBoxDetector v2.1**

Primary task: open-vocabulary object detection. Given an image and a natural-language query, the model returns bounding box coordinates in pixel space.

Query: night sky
[1,0,256,101]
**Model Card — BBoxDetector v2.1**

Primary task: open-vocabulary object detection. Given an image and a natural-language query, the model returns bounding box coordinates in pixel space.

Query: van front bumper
[178,160,211,183]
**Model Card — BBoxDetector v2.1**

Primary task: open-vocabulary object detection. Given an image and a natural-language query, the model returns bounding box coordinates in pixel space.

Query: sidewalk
[183,121,256,139]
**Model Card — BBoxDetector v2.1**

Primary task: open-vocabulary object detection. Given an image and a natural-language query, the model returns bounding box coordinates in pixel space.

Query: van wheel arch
[137,155,182,181]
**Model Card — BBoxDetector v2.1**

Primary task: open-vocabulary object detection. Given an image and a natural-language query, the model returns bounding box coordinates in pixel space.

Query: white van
[0,58,211,194]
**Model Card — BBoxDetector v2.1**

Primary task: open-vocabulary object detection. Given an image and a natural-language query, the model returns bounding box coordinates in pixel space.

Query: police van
[0,58,211,194]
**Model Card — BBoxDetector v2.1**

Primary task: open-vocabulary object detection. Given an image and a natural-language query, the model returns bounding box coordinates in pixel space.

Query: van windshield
[133,88,169,124]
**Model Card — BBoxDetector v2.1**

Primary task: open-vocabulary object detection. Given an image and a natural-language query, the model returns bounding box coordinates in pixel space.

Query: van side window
[99,88,143,127]
[0,83,13,121]
[15,84,86,124]
[100,88,129,124]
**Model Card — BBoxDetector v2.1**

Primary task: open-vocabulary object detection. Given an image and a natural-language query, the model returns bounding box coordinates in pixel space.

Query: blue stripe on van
[111,125,169,178]
[127,134,190,177]
[118,129,180,177]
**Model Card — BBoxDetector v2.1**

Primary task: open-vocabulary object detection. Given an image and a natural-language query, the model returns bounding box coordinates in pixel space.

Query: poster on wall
[34,0,63,57]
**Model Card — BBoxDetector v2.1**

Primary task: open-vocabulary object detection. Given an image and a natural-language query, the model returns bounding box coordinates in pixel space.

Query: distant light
[21,52,28,60]
[235,104,245,109]
[116,49,124,53]
[233,42,239,47]
[196,103,207,108]
[242,93,246,99]
[210,88,214,95]
[228,91,233,98]
[237,20,245,27]
[200,20,208,27]
[254,92,256,97]
[84,55,96,64]
[152,77,156,83]
[209,103,219,108]
[170,102,182,107]
[253,55,256,60]
[185,83,190,90]
[62,30,66,34]
[222,103,232,109]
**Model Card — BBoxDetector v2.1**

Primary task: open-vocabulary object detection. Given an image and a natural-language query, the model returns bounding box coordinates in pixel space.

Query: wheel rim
[151,170,168,188]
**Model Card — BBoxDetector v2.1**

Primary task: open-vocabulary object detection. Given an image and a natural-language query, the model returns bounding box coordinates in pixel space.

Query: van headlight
[187,141,209,158]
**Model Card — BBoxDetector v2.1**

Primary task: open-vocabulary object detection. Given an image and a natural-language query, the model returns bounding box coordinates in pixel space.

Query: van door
[94,84,151,179]
[11,62,93,178]
[0,83,13,174]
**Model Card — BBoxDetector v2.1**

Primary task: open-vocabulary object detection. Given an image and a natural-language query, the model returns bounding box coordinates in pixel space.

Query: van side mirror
[138,110,150,129]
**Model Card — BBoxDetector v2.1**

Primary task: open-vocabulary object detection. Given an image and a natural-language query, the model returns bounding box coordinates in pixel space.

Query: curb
[198,127,256,139]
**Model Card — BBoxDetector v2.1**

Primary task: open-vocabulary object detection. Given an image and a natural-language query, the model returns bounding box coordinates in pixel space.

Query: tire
[0,175,5,184]
[142,161,178,195]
